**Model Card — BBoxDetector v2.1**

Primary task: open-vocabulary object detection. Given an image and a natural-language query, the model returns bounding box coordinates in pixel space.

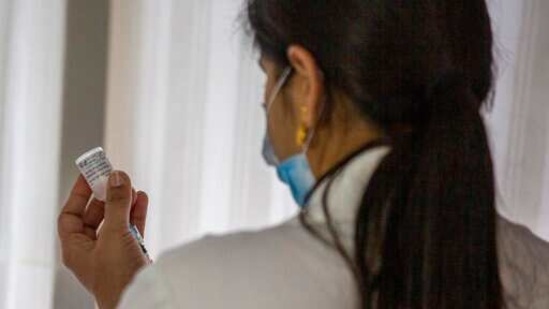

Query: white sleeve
[498,214,549,308]
[117,265,175,309]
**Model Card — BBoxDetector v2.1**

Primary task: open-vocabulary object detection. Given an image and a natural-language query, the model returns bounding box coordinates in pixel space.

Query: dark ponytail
[356,72,502,308]
[245,0,503,307]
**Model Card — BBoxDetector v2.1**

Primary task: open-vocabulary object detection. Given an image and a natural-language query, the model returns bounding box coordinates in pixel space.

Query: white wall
[53,1,110,308]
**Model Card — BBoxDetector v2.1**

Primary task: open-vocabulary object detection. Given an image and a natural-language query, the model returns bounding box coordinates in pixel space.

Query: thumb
[104,171,133,230]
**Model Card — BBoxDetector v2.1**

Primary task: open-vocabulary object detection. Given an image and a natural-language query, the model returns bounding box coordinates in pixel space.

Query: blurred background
[0,0,546,308]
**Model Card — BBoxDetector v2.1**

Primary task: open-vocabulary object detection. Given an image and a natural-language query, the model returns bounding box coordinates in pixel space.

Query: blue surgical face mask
[261,67,317,208]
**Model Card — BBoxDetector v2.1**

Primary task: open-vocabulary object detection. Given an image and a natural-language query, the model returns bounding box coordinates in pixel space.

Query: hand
[58,171,150,309]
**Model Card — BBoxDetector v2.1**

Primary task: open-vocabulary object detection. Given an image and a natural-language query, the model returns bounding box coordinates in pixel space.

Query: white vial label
[75,147,113,202]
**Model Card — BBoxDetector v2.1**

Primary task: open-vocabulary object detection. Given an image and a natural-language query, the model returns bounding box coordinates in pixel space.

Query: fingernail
[110,171,124,187]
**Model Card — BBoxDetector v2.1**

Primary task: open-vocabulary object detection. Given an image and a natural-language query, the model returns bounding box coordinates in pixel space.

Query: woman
[58,0,549,308]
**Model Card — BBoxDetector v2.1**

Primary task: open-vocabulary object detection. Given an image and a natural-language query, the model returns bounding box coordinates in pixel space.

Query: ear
[286,45,325,129]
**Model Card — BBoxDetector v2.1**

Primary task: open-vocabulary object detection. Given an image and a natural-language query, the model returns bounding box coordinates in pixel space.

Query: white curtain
[105,0,297,258]
[487,0,549,240]
[0,0,67,308]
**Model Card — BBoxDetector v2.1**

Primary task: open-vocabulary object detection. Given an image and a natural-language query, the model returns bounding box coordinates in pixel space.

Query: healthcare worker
[58,0,549,308]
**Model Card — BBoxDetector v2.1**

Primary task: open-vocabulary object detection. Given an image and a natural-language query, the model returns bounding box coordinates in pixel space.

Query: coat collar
[303,146,391,224]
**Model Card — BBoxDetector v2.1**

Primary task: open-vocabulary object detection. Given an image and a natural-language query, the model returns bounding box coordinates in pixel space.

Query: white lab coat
[119,147,549,308]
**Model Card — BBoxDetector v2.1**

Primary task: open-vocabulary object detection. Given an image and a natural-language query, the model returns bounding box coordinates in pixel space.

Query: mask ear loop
[302,70,327,153]
[266,66,293,114]
[267,66,326,154]
[303,95,327,153]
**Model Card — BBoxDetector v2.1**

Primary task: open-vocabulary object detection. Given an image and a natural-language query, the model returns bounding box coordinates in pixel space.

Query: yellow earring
[296,124,309,147]
[295,105,309,147]
[296,105,309,147]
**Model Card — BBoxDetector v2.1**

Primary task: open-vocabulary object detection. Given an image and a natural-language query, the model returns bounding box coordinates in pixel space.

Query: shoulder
[156,219,325,276]
[120,219,356,309]
[497,214,549,308]
[498,214,549,258]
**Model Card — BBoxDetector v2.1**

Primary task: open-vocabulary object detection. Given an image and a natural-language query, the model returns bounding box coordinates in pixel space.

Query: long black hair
[244,1,503,308]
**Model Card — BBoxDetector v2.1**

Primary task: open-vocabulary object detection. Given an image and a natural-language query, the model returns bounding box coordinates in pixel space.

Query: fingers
[132,188,137,205]
[81,187,140,240]
[130,191,149,237]
[62,175,92,217]
[82,198,105,239]
[104,171,133,230]
[59,175,93,239]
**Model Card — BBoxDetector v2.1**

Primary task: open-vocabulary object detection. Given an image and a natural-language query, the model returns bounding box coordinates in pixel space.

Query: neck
[307,120,385,179]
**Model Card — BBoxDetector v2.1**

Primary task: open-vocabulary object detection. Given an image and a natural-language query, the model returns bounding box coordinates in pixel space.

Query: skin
[58,172,150,309]
[263,46,384,178]
[58,45,384,308]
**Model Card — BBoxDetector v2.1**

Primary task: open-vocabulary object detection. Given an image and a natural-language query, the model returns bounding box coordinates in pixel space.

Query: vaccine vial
[75,147,151,260]
[75,147,113,202]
